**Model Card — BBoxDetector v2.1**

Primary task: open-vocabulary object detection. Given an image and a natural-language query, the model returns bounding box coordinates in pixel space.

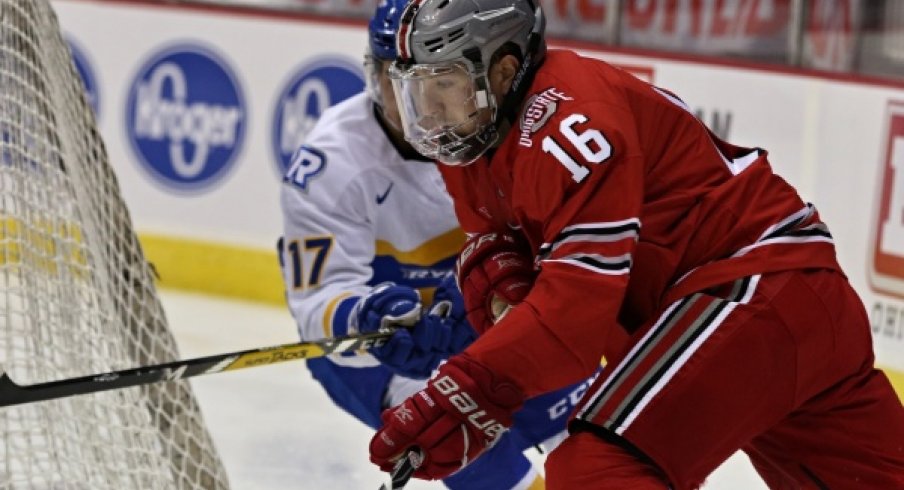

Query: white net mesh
[0,0,231,487]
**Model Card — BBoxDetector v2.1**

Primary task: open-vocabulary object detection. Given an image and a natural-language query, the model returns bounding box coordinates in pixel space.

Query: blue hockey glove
[411,274,477,355]
[353,283,444,378]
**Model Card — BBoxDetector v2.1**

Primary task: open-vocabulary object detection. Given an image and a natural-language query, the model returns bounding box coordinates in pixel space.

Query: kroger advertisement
[52,0,903,377]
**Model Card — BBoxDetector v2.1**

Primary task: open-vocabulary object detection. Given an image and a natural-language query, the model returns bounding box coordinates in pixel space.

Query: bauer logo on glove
[433,375,507,441]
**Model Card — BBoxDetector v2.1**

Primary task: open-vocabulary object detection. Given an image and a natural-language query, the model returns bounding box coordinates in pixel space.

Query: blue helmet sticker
[65,36,100,118]
[126,43,247,192]
[368,0,410,60]
[271,56,364,177]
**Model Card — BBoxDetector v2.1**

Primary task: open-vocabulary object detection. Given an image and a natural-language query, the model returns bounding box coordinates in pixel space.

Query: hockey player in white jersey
[278,1,594,487]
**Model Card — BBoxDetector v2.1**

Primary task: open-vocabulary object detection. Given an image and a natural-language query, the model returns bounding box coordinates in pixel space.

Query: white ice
[160,289,768,490]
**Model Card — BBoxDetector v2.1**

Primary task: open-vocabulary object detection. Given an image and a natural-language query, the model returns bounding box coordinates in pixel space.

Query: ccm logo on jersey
[870,101,904,299]
[433,376,507,441]
[519,87,573,148]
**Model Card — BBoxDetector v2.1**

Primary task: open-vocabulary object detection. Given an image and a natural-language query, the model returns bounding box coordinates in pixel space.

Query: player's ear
[489,54,521,97]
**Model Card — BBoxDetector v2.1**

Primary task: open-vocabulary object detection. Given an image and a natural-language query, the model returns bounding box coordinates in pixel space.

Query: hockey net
[0,0,231,487]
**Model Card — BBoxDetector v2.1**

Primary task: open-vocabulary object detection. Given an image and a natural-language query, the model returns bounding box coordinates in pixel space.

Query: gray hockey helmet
[389,0,546,165]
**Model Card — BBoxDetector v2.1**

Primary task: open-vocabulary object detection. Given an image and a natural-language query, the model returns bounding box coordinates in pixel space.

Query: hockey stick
[0,330,394,407]
[379,447,422,490]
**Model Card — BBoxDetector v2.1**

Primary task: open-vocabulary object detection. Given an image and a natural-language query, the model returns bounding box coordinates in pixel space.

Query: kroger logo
[126,43,246,192]
[271,56,364,175]
[66,36,100,118]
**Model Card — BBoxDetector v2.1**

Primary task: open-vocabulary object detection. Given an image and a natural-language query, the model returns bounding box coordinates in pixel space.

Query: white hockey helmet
[389,0,546,165]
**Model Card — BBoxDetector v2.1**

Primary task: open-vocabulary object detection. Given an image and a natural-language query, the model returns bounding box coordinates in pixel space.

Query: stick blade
[0,366,27,408]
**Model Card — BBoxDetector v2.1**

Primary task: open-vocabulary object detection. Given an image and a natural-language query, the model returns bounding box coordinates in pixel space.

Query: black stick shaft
[0,330,393,407]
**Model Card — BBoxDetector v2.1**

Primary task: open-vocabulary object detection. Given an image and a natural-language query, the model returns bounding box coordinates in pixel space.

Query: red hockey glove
[369,354,524,481]
[456,232,535,334]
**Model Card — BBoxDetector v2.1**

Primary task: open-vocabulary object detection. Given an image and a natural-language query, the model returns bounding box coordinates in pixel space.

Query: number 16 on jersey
[542,113,612,183]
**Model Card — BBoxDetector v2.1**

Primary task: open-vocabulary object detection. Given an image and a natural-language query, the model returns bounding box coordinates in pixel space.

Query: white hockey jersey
[279,92,464,369]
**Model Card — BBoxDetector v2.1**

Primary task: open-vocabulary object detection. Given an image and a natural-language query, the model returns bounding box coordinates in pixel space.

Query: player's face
[365,56,403,130]
[407,65,482,135]
[389,62,494,160]
[400,63,490,136]
[375,59,402,129]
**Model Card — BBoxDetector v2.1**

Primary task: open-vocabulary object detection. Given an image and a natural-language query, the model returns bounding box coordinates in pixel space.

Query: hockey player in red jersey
[368,0,904,488]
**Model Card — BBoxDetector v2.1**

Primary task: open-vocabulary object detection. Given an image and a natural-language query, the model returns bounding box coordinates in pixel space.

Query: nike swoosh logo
[376,182,394,204]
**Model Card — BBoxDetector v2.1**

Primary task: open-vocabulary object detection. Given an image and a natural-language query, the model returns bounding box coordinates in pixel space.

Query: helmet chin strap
[472,71,500,154]
[475,88,490,110]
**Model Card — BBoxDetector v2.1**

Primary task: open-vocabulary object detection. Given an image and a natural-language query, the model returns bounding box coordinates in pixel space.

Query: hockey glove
[369,354,524,480]
[456,232,536,334]
[409,274,477,356]
[352,283,443,378]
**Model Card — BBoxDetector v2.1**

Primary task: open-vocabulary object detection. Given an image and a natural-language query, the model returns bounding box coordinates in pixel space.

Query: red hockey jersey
[439,50,841,397]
